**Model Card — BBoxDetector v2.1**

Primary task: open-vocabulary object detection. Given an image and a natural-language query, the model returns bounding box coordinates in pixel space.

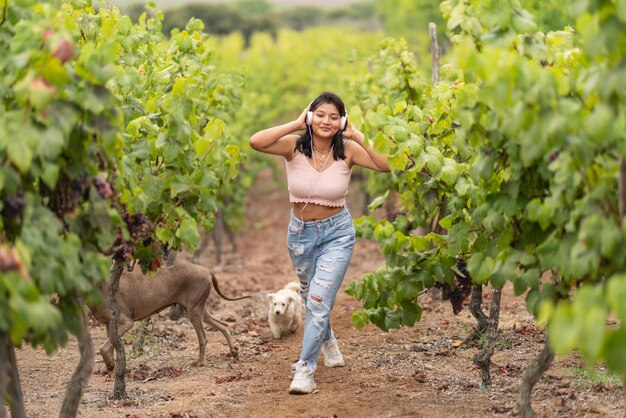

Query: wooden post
[429,22,440,84]
[428,21,443,302]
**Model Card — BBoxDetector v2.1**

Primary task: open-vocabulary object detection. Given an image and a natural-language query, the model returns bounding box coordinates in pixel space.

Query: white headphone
[306,102,348,131]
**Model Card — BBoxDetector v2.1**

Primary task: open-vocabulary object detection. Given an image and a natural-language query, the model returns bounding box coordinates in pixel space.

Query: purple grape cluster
[92,177,113,199]
[122,212,151,240]
[436,258,473,314]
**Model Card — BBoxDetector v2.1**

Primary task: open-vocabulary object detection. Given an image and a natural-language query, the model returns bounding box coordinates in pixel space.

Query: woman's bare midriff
[291,202,343,221]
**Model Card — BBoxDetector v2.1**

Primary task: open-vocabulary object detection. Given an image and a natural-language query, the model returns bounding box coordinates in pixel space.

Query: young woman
[249,92,389,394]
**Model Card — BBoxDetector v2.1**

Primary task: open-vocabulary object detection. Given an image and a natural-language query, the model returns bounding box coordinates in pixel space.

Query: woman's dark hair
[295,92,347,160]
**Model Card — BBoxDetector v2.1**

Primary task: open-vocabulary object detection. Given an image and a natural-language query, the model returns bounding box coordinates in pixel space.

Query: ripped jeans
[287,207,356,371]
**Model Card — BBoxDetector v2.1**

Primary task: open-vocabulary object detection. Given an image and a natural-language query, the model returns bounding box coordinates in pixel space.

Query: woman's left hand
[343,123,390,172]
[342,124,364,143]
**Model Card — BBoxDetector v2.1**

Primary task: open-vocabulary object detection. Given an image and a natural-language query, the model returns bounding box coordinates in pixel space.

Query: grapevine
[0,0,247,407]
[347,1,626,415]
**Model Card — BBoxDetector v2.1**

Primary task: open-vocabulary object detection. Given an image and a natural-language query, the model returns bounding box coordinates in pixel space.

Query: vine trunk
[0,331,26,418]
[107,261,127,400]
[517,338,555,418]
[60,301,94,417]
[465,284,489,344]
[472,287,502,387]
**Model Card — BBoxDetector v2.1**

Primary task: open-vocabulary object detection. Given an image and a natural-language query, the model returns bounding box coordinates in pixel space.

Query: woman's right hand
[294,107,309,130]
[250,108,308,157]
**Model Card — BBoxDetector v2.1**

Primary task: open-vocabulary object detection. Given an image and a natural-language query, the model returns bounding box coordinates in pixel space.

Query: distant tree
[377,0,447,48]
[278,6,323,30]
[161,5,244,36]
[231,0,274,14]
[121,1,376,45]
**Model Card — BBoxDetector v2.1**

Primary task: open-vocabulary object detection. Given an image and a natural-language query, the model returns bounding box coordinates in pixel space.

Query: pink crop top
[285,152,352,207]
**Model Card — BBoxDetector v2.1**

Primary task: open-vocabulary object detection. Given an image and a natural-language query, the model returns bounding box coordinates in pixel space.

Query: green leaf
[374,130,393,153]
[514,268,540,295]
[193,136,211,157]
[400,301,422,326]
[525,198,552,230]
[604,328,626,376]
[39,128,66,160]
[573,286,608,362]
[8,139,33,172]
[438,215,455,230]
[367,191,390,212]
[454,177,471,195]
[512,9,537,33]
[368,307,388,331]
[393,101,407,115]
[578,305,607,361]
[424,146,443,174]
[155,227,173,244]
[525,289,542,317]
[170,176,191,197]
[467,253,494,285]
[491,256,518,289]
[384,310,401,330]
[548,302,579,356]
[176,218,201,249]
[41,164,60,189]
[448,221,469,255]
[29,300,63,335]
[350,310,370,330]
[607,274,626,321]
[600,221,621,258]
[437,158,460,186]
[410,235,431,251]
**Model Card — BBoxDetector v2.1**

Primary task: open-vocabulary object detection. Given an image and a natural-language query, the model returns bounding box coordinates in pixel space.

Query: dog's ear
[287,295,295,304]
[266,293,275,302]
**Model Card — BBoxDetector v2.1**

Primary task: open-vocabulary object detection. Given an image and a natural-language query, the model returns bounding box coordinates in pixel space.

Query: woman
[249,92,389,394]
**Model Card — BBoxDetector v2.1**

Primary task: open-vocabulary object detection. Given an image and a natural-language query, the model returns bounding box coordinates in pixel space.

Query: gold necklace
[313,147,332,170]
[315,151,329,160]
[314,147,331,158]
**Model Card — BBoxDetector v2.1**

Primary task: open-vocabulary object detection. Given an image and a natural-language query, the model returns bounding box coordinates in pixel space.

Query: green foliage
[0,0,244,356]
[89,6,244,261]
[376,0,448,50]
[347,0,626,379]
[524,0,578,31]
[0,0,122,348]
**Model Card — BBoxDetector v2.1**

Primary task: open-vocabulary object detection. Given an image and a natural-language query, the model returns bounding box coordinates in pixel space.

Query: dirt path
[12,168,624,417]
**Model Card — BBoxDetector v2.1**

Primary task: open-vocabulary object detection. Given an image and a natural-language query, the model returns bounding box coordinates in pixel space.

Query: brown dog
[89,262,249,371]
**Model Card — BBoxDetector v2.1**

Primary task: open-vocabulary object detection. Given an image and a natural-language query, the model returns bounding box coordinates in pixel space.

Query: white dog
[267,281,303,339]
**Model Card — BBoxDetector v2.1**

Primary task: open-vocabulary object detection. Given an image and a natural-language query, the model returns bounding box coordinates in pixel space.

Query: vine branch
[155,196,185,226]
[1,0,8,27]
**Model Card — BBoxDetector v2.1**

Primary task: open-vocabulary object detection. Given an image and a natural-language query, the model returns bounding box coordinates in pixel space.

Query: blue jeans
[286,207,356,371]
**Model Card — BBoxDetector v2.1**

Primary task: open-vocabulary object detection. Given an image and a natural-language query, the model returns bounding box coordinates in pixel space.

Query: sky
[106,0,365,9]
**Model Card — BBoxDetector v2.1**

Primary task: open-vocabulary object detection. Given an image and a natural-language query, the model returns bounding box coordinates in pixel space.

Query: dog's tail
[211,273,251,301]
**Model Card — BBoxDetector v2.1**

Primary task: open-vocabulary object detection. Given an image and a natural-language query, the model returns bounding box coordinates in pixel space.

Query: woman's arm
[344,124,390,172]
[249,108,308,159]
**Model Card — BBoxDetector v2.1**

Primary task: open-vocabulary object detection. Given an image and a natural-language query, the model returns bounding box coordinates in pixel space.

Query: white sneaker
[289,365,316,395]
[321,338,345,367]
